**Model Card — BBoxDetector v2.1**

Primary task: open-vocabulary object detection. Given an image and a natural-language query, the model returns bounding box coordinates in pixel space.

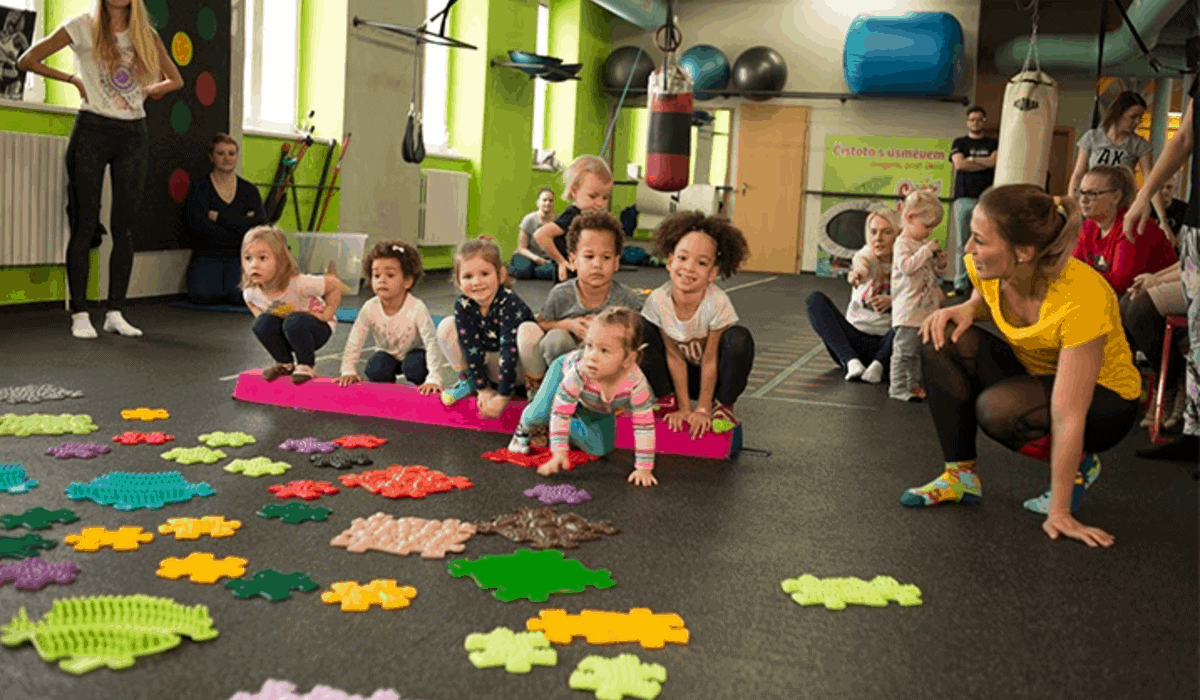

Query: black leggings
[640,322,755,407]
[1120,291,1185,390]
[65,111,149,314]
[921,325,1138,461]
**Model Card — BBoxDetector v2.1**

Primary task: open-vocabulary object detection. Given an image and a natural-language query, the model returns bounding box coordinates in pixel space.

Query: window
[243,0,298,133]
[422,0,450,152]
[4,0,44,102]
[531,2,550,152]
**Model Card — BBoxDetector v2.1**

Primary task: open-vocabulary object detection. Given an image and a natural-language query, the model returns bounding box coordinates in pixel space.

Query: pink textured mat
[232,370,733,459]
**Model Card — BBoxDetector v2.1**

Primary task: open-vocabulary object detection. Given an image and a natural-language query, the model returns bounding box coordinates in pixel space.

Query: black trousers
[640,321,755,407]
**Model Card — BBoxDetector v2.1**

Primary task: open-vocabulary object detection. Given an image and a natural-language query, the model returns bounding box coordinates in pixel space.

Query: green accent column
[545,0,609,164]
[298,0,347,139]
[45,0,102,108]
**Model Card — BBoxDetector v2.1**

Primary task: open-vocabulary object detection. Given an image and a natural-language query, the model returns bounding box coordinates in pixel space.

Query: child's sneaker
[262,363,294,382]
[291,365,316,385]
[710,403,739,434]
[441,378,474,406]
[529,424,549,448]
[508,428,532,454]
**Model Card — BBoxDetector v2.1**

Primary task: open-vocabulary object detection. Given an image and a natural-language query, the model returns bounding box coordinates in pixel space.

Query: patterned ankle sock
[900,461,981,507]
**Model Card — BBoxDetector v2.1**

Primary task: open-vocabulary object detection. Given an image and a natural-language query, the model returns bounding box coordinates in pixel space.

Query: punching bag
[645,56,693,191]
[993,70,1058,188]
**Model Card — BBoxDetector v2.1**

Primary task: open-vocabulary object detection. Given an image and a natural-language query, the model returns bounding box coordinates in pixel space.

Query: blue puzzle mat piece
[0,464,38,494]
[65,471,215,511]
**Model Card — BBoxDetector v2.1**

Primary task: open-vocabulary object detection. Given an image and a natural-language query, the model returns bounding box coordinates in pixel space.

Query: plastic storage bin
[284,233,369,292]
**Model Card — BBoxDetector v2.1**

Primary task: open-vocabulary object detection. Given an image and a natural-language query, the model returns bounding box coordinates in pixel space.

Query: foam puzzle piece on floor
[330,434,388,449]
[447,548,616,603]
[156,552,248,584]
[0,557,80,591]
[257,502,332,524]
[268,480,339,500]
[228,679,406,700]
[232,372,736,459]
[321,580,417,612]
[309,451,373,470]
[121,407,170,422]
[157,516,242,540]
[481,446,601,471]
[63,526,154,552]
[0,594,218,674]
[0,464,37,494]
[160,446,227,464]
[66,471,215,511]
[45,442,111,459]
[0,414,98,437]
[330,512,476,559]
[0,507,79,531]
[112,431,174,445]
[0,533,57,559]
[568,654,667,700]
[0,384,85,404]
[780,574,923,610]
[225,457,292,478]
[225,569,319,601]
[278,437,338,454]
[464,627,557,674]
[199,431,257,448]
[473,507,618,550]
[523,483,592,506]
[526,609,689,649]
[338,465,472,499]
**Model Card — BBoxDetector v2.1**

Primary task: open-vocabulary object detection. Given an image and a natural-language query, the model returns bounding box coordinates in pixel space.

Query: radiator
[418,169,469,247]
[0,131,70,267]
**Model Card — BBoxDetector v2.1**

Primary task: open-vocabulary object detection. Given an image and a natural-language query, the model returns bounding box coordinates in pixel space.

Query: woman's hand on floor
[1042,512,1115,548]
[685,410,712,440]
[628,469,658,487]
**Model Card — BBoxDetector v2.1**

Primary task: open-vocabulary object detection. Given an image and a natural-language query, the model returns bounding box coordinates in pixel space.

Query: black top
[949,135,999,200]
[1151,197,1188,234]
[553,205,582,241]
[184,174,267,252]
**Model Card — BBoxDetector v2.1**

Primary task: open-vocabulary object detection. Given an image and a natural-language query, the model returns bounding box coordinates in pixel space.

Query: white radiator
[418,169,469,246]
[0,131,70,266]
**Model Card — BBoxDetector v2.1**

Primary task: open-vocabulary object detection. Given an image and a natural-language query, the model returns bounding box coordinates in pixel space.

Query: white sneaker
[70,312,97,339]
[844,358,866,381]
[861,360,885,384]
[103,311,142,337]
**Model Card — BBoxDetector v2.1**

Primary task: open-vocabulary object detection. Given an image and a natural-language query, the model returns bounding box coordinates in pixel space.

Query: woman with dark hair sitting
[908,186,1140,548]
[184,132,266,304]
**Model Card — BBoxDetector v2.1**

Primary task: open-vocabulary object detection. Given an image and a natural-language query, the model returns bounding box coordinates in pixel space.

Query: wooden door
[732,105,810,273]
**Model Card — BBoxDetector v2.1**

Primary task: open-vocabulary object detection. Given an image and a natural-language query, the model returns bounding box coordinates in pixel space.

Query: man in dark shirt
[948,106,998,296]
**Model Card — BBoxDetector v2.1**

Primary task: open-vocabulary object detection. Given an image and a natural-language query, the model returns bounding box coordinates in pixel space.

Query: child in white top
[338,241,451,392]
[890,187,948,401]
[241,225,344,384]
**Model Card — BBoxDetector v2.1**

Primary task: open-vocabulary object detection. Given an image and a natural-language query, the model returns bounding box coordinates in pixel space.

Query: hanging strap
[1018,0,1041,76]
[1092,0,1109,129]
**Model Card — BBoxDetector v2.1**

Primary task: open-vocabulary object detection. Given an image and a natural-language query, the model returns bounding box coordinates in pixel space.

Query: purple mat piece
[0,557,80,591]
[523,483,592,505]
[228,680,405,700]
[278,437,338,454]
[45,442,111,459]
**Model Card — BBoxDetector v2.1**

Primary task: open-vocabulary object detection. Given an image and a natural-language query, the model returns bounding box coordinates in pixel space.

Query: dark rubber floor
[0,270,1195,700]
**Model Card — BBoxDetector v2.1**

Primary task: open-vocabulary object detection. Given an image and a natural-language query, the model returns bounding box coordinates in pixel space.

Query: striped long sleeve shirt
[549,350,656,471]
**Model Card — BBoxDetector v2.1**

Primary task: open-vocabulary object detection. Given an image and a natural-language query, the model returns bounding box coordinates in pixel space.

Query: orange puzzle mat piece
[157,516,242,540]
[121,407,170,421]
[63,526,155,552]
[156,551,249,584]
[320,579,418,612]
[525,608,690,649]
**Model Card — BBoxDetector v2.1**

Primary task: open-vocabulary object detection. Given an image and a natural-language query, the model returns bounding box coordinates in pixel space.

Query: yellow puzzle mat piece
[63,526,155,552]
[321,580,418,612]
[526,608,690,649]
[158,516,242,540]
[121,407,170,421]
[156,551,248,584]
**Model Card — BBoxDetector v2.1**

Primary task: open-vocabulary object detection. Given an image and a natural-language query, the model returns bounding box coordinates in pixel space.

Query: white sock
[292,364,315,376]
[861,360,884,384]
[844,358,866,381]
[103,311,142,337]
[70,312,97,339]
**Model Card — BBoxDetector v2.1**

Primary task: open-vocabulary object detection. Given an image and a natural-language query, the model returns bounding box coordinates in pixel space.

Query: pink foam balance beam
[232,370,735,459]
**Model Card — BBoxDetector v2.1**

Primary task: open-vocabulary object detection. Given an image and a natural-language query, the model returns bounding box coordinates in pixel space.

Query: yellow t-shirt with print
[965,254,1141,401]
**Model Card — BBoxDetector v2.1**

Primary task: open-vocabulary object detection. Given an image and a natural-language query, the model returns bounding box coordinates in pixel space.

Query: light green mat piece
[197,431,256,448]
[464,627,556,674]
[160,447,227,465]
[569,653,667,700]
[224,457,290,478]
[780,574,923,610]
[0,414,98,437]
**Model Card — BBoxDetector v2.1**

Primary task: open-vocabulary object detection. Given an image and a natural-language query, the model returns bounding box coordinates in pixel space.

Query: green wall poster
[816,135,953,278]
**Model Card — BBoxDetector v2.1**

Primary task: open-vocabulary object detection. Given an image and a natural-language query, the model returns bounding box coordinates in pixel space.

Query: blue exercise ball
[680,44,730,100]
[604,46,656,92]
[732,46,788,101]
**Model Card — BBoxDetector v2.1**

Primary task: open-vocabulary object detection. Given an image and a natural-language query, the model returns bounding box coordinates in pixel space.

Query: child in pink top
[890,187,948,401]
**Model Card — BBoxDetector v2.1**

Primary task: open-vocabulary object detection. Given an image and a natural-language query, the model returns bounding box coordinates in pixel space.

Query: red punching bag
[645,19,692,192]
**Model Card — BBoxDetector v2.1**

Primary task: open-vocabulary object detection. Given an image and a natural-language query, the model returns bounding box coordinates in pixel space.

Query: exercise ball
[604,46,656,92]
[680,44,730,100]
[732,46,787,100]
[844,12,964,96]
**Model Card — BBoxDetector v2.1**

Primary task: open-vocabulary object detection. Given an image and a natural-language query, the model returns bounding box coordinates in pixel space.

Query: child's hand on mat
[418,382,440,396]
[538,451,571,476]
[920,303,975,351]
[868,294,891,312]
[336,374,361,387]
[1042,512,1115,548]
[685,410,712,440]
[628,469,658,487]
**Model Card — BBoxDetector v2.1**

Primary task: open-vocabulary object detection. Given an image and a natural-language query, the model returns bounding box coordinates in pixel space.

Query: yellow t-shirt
[965,255,1141,401]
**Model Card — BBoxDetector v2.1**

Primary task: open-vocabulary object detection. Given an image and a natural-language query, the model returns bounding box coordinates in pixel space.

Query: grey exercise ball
[732,46,788,100]
[604,46,657,92]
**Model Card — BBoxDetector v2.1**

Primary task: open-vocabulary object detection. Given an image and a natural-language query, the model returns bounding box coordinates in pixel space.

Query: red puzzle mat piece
[112,431,175,446]
[267,480,340,500]
[480,446,601,470]
[338,465,473,499]
[331,434,388,449]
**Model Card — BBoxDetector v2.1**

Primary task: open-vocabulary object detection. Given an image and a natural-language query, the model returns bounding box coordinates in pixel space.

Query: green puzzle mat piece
[225,569,319,601]
[225,457,290,478]
[464,627,557,673]
[0,507,78,531]
[780,574,923,610]
[0,594,218,674]
[447,548,616,602]
[198,431,256,448]
[0,533,57,559]
[569,653,667,700]
[160,447,227,464]
[256,502,331,524]
[0,414,98,437]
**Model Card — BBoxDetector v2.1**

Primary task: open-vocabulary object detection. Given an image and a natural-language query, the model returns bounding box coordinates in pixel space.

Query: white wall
[612,0,981,272]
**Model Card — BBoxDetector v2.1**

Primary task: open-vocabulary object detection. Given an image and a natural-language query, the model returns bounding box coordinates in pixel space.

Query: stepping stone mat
[112,431,174,445]
[0,464,37,494]
[0,414,98,437]
[472,507,618,549]
[157,516,241,540]
[229,679,407,700]
[338,465,472,499]
[278,437,338,454]
[481,446,600,471]
[0,533,56,560]
[569,653,667,700]
[65,471,215,511]
[225,570,319,602]
[0,384,84,404]
[225,457,291,477]
[464,627,557,674]
[524,483,592,505]
[780,574,923,610]
[330,434,388,449]
[321,580,418,612]
[45,442,110,459]
[160,446,227,464]
[198,431,256,447]
[0,558,80,591]
[267,480,340,500]
[309,451,373,469]
[120,407,169,421]
[447,548,616,603]
[156,552,249,584]
[525,608,689,649]
[0,507,79,531]
[330,513,476,559]
[63,527,154,552]
[257,502,332,524]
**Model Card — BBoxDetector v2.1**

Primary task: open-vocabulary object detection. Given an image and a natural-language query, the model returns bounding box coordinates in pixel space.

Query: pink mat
[232,370,733,459]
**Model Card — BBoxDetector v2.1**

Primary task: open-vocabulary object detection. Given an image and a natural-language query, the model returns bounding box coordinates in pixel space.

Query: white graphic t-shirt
[243,274,335,330]
[641,282,739,366]
[63,14,146,120]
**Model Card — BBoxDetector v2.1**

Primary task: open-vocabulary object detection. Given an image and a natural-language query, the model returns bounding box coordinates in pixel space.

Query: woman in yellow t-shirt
[911,185,1140,548]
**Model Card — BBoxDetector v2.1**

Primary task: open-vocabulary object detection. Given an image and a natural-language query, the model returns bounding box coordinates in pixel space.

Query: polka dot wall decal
[169,169,190,203]
[196,71,216,106]
[198,7,217,40]
[146,0,169,29]
[170,101,191,133]
[171,32,193,66]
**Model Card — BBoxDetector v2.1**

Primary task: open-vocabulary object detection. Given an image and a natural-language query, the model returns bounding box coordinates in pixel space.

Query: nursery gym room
[0,0,1197,697]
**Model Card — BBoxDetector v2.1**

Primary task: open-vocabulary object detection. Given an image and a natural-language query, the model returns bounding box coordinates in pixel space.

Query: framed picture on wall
[0,6,36,100]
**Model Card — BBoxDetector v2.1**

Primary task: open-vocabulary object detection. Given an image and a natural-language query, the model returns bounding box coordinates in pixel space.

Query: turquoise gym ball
[680,44,730,100]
